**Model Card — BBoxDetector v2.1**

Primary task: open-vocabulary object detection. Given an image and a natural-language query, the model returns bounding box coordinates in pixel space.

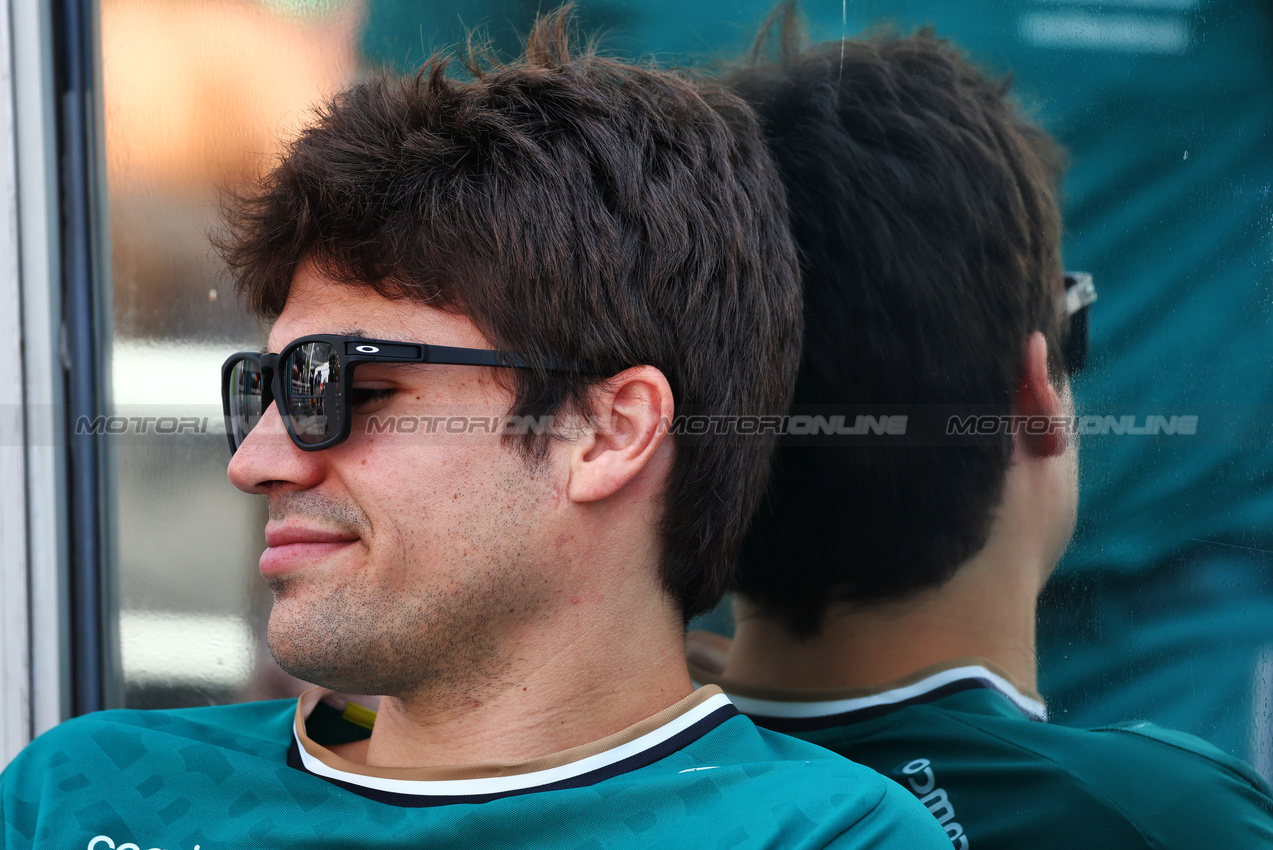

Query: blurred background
[8,0,1271,781]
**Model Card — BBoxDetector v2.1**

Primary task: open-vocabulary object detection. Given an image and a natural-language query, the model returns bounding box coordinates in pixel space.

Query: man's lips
[260,525,360,575]
[265,525,360,547]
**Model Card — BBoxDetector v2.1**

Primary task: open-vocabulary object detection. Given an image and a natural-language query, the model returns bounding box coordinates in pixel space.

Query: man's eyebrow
[260,328,368,354]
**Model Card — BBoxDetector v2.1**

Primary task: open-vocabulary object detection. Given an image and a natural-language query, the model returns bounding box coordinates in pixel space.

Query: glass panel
[798,0,1273,779]
[100,0,1273,783]
[102,0,362,708]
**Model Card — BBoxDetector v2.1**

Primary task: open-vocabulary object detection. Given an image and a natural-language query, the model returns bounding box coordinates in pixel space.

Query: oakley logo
[87,836,201,850]
[354,345,380,353]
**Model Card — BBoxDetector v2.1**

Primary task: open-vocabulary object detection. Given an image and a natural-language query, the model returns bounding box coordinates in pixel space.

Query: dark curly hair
[216,6,802,622]
[729,6,1067,637]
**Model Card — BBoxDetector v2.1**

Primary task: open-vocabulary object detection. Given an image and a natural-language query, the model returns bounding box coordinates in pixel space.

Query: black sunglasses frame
[1061,272,1096,376]
[221,334,557,455]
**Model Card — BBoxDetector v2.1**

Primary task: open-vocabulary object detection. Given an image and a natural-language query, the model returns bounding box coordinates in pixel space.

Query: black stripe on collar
[287,703,739,808]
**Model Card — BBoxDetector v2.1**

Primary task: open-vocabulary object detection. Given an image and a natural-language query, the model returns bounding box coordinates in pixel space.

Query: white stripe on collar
[294,692,735,796]
[722,665,1047,723]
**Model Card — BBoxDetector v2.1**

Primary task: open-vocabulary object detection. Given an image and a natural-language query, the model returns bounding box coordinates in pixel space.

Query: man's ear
[567,366,674,503]
[1014,331,1068,458]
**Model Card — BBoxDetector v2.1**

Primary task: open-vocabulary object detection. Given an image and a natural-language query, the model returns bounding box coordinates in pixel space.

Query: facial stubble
[263,480,554,704]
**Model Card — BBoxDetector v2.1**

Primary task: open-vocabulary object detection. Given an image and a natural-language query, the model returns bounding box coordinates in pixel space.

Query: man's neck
[334,590,693,769]
[722,445,1074,697]
[724,544,1046,695]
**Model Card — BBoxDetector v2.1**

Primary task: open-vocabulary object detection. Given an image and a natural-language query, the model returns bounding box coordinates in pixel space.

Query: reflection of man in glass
[774,0,1273,776]
[688,19,1273,848]
[0,9,949,848]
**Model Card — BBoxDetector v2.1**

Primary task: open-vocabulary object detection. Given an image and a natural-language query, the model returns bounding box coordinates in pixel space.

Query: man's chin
[266,636,377,695]
[267,607,342,686]
[265,606,403,696]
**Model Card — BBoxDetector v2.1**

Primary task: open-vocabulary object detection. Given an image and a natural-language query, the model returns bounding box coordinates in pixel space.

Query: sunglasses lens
[285,341,342,446]
[227,358,265,451]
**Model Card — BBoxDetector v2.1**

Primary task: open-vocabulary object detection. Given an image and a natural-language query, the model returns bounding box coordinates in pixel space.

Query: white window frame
[2,0,71,766]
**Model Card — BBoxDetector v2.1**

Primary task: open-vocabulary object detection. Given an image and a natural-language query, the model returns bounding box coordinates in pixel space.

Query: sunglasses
[221,334,563,454]
[1062,272,1097,376]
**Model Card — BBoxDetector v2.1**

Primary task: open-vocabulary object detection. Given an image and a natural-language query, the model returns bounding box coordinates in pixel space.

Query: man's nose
[227,400,325,494]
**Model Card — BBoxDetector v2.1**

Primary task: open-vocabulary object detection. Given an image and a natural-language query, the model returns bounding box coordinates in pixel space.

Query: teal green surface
[784,686,1273,849]
[1,701,951,849]
[1036,554,1273,766]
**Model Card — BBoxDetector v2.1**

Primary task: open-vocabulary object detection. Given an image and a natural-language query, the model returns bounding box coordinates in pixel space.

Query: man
[0,9,950,849]
[689,17,1273,848]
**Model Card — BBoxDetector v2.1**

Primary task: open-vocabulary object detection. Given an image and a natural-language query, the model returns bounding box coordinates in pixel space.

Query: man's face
[228,262,567,698]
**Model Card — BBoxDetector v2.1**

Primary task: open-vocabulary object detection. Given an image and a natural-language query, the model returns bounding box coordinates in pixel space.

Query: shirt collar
[688,644,1046,731]
[289,685,739,805]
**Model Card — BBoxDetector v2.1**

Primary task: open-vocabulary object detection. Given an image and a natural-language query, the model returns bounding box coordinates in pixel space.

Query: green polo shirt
[0,687,952,850]
[692,655,1273,848]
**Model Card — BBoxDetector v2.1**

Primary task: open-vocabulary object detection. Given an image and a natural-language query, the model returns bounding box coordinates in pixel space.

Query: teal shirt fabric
[730,679,1273,848]
[1,697,950,849]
